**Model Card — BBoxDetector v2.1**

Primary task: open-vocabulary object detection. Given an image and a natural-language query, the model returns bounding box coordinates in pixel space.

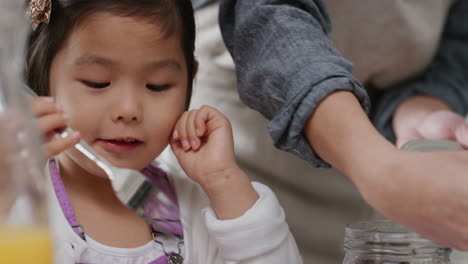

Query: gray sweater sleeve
[219,0,370,168]
[373,1,468,142]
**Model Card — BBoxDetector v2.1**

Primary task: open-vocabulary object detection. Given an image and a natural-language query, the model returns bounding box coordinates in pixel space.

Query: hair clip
[26,0,52,30]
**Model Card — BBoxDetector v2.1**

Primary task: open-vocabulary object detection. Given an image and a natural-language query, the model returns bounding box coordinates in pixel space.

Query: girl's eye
[146,84,171,92]
[81,80,110,89]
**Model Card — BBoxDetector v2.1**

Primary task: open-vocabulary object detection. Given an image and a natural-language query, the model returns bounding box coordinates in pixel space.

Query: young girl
[25,0,302,263]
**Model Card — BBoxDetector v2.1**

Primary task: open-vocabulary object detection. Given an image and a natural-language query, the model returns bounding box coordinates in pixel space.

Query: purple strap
[49,160,183,264]
[142,165,183,236]
[148,253,169,264]
[49,160,85,239]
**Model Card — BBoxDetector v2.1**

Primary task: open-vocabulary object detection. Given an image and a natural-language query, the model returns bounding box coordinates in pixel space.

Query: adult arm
[219,0,370,168]
[220,0,468,250]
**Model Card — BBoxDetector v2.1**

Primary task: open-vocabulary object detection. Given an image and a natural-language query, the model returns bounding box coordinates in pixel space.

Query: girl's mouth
[98,138,143,152]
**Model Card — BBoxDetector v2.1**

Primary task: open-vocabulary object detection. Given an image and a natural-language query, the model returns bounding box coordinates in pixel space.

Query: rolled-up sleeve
[373,0,468,142]
[219,0,370,167]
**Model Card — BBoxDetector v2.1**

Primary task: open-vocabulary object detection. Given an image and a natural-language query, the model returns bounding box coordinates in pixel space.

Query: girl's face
[49,12,188,177]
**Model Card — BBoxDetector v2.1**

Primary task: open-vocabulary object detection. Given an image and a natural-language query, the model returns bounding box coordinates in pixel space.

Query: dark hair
[26,0,196,107]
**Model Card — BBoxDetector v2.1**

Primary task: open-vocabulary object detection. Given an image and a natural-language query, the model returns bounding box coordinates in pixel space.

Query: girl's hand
[170,105,237,186]
[170,105,258,219]
[29,97,80,158]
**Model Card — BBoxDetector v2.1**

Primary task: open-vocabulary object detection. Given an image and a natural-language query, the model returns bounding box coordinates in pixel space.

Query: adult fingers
[416,110,463,140]
[455,122,468,148]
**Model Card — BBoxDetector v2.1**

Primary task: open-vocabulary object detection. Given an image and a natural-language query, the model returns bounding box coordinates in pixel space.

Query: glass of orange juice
[0,0,54,263]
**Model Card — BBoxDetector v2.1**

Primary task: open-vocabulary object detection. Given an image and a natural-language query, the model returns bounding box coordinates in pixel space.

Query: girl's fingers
[173,106,225,152]
[176,112,190,150]
[196,105,223,135]
[169,135,184,156]
[37,112,69,136]
[172,121,180,140]
[28,97,81,158]
[194,107,208,138]
[186,110,200,150]
[29,97,62,117]
[43,132,80,158]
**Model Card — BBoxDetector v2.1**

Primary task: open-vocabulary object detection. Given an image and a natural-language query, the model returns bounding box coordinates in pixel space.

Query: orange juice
[0,227,53,264]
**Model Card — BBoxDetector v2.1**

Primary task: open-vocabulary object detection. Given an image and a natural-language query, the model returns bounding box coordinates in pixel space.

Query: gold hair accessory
[27,0,52,30]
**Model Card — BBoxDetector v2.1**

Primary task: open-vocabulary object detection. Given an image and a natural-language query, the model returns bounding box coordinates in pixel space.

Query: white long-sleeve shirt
[46,159,302,264]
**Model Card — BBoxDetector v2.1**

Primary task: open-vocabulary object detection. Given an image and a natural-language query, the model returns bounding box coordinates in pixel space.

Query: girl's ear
[192,60,199,80]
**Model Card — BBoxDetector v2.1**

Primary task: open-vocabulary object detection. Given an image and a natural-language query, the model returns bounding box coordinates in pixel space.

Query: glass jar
[0,0,53,263]
[343,220,451,264]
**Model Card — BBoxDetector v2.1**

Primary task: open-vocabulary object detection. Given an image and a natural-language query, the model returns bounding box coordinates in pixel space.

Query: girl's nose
[111,92,143,123]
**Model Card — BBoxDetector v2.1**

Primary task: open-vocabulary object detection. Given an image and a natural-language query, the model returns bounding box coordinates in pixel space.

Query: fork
[59,128,154,210]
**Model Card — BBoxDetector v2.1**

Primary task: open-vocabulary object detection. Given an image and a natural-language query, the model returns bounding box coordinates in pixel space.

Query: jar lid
[400,139,463,152]
[344,220,450,256]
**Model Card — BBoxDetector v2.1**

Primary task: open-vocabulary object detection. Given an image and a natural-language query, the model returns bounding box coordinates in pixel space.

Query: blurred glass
[343,220,451,264]
[0,0,53,263]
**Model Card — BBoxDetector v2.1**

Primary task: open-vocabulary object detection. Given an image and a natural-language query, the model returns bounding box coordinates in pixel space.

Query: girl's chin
[60,148,155,177]
[58,151,110,178]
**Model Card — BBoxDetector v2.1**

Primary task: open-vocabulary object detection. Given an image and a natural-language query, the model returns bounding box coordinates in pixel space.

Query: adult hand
[360,149,468,250]
[393,95,468,148]
[305,91,468,250]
